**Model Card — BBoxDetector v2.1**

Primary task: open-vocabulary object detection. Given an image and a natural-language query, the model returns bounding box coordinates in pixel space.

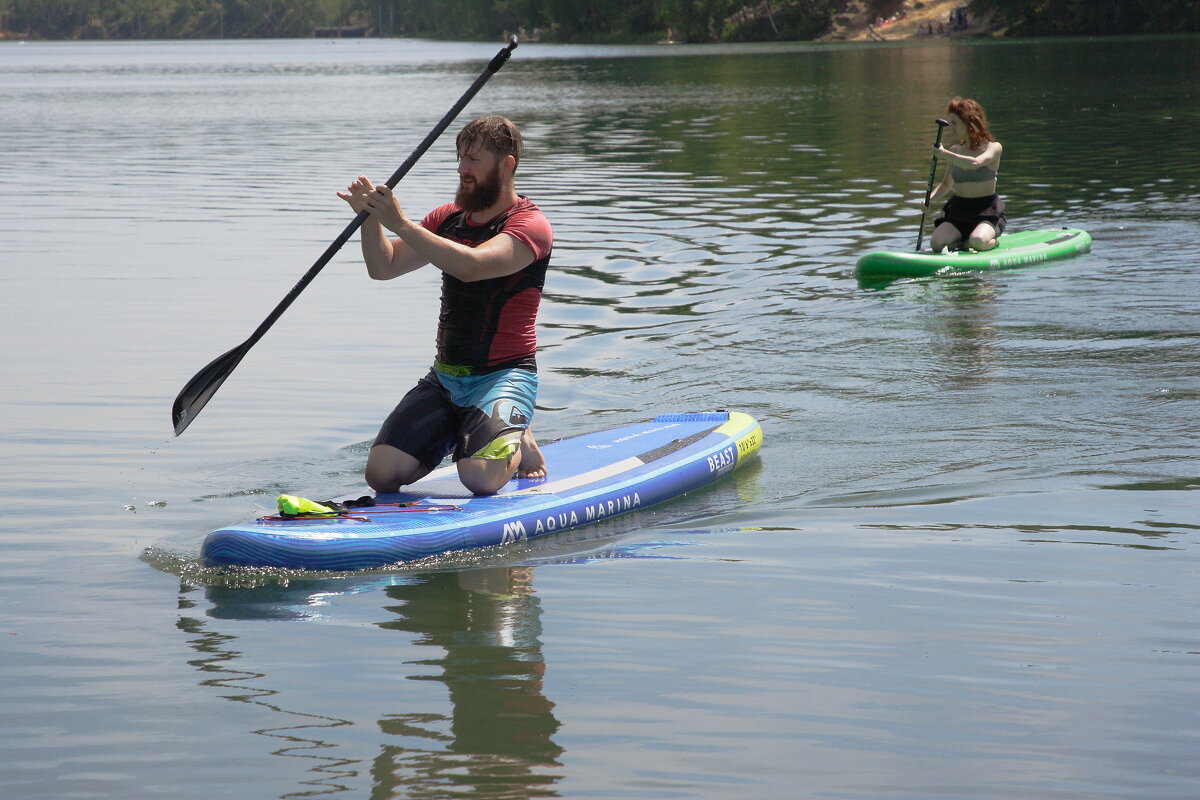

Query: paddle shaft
[915,118,950,252]
[173,38,518,436]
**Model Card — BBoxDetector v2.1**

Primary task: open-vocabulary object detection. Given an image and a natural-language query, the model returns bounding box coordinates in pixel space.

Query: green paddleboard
[856,228,1092,281]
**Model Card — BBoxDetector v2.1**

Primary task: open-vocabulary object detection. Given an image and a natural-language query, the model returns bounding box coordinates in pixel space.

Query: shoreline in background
[821,0,1001,42]
[7,0,1187,44]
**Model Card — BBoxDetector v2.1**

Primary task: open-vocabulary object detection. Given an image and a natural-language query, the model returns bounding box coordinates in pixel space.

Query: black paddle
[916,117,950,252]
[172,37,519,436]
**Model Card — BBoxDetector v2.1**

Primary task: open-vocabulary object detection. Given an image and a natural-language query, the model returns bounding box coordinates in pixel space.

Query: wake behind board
[856,228,1092,281]
[202,411,763,571]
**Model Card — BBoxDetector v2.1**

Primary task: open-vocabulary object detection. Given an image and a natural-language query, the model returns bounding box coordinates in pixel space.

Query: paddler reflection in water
[197,567,564,794]
[338,116,552,495]
[922,97,1006,253]
[374,567,564,792]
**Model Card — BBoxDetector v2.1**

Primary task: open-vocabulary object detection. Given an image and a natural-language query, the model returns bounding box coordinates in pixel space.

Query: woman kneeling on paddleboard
[923,97,1005,253]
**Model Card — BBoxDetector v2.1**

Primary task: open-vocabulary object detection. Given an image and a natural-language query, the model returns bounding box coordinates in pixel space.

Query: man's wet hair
[457,116,523,168]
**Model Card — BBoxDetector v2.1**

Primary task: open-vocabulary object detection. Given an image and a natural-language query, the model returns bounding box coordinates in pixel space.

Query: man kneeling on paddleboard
[338,116,551,495]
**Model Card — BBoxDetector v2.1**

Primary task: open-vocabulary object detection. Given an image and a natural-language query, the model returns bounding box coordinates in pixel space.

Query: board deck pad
[201,411,763,571]
[856,228,1092,281]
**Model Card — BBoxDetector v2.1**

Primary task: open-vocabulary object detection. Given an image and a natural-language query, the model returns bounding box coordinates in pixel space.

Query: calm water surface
[1,35,1198,799]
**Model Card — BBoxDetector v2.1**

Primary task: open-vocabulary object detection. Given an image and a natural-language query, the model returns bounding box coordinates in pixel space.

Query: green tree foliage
[541,0,658,40]
[722,0,834,41]
[979,0,1200,36]
[4,0,326,38]
[2,0,1195,41]
[383,0,546,39]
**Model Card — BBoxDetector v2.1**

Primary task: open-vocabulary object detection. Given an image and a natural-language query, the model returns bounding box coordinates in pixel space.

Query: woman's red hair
[946,97,995,148]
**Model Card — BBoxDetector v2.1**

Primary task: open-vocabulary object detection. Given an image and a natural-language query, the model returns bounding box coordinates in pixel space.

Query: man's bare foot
[516,427,547,479]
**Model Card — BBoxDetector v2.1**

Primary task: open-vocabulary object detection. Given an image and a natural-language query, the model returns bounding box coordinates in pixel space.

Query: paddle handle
[915,118,950,252]
[241,36,519,355]
[173,37,519,436]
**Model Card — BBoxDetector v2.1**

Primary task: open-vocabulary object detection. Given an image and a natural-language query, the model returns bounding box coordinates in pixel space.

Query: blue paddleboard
[201,411,764,570]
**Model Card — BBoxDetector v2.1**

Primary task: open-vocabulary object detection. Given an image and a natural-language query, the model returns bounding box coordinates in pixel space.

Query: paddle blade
[172,344,250,436]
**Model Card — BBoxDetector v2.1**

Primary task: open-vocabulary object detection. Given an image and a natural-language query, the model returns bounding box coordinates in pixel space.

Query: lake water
[2,34,1198,799]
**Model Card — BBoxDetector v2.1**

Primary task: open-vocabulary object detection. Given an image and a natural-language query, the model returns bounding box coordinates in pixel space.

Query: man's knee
[365,468,399,494]
[365,445,424,494]
[457,457,516,496]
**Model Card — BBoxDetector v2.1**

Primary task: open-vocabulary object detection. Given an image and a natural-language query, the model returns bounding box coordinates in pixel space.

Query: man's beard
[455,162,503,213]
